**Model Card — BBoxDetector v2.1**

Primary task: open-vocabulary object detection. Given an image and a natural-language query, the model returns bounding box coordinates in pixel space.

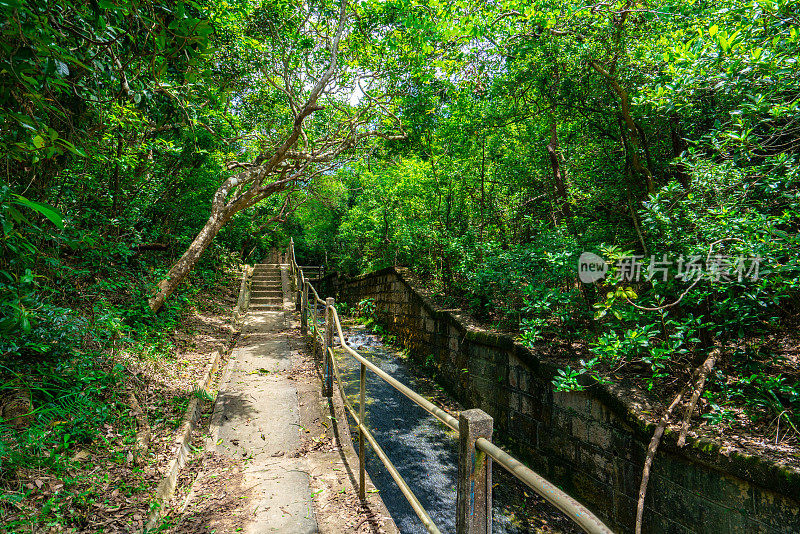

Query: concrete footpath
[174,267,397,534]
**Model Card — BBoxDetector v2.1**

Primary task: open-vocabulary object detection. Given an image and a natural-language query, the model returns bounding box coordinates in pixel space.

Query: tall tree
[148,0,406,311]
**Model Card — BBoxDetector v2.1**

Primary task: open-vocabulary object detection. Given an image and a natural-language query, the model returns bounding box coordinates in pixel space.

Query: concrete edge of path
[234,264,253,322]
[143,344,224,533]
[143,275,247,534]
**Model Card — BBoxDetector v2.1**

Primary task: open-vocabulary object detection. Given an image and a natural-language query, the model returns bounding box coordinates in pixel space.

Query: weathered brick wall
[319,267,800,534]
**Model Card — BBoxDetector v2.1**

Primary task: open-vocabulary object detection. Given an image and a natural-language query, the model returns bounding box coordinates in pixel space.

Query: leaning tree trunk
[143,1,400,313]
[590,60,655,195]
[149,209,229,312]
[547,120,575,231]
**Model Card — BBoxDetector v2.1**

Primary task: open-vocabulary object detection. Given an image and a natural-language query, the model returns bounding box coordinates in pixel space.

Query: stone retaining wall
[318,267,800,534]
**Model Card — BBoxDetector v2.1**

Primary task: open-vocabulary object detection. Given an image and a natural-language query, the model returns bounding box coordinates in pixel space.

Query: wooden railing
[286,239,613,534]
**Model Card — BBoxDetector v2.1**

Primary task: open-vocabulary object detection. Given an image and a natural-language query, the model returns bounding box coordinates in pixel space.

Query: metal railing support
[311,299,318,360]
[323,297,334,397]
[359,361,366,499]
[301,281,309,336]
[457,409,493,534]
[474,438,614,534]
[296,272,303,311]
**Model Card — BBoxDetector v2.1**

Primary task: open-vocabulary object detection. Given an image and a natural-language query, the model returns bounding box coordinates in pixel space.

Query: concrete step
[251,283,282,290]
[249,303,284,311]
[251,297,283,305]
[252,290,283,297]
[251,294,283,300]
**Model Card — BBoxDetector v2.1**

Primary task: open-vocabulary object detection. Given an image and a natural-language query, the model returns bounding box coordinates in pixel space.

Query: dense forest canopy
[0,0,798,528]
[289,0,800,444]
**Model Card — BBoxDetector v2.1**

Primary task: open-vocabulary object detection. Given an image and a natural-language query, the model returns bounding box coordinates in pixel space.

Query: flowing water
[329,323,581,534]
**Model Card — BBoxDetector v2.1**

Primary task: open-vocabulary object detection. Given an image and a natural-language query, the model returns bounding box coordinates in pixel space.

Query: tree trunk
[547,121,575,230]
[591,61,655,195]
[144,0,365,314]
[479,136,486,240]
[148,209,229,312]
[670,114,689,188]
[635,123,657,183]
[620,117,649,255]
[111,133,123,220]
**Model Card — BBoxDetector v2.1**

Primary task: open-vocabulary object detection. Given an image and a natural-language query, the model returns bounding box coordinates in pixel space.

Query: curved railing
[286,239,613,534]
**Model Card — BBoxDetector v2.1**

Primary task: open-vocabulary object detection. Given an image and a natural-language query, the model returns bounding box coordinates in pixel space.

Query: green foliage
[552,366,585,392]
[351,298,380,330]
[0,184,68,357]
[552,358,609,392]
[0,355,124,511]
[0,0,212,165]
[288,0,800,434]
[703,346,800,432]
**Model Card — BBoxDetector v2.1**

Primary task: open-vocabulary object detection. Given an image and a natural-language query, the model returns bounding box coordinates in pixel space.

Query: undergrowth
[0,243,235,530]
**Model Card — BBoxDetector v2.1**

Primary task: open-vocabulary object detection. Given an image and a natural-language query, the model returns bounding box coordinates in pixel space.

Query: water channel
[330,322,581,534]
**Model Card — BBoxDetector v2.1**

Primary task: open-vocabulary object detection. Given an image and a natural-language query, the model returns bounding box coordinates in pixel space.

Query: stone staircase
[250,264,284,311]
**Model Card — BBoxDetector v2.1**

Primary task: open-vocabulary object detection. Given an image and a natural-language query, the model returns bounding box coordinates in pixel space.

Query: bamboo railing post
[359,361,366,499]
[456,409,493,534]
[323,297,334,397]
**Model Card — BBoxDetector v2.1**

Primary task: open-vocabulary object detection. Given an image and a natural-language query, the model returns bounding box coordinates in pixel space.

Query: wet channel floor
[331,323,582,534]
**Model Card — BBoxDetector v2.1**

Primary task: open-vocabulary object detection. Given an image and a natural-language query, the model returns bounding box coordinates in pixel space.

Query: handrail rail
[286,238,613,534]
[474,438,612,534]
[308,282,326,306]
[330,307,461,432]
[328,346,442,534]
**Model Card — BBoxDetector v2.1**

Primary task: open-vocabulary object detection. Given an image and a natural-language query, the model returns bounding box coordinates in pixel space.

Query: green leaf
[13,195,64,229]
[32,135,45,149]
[55,138,87,157]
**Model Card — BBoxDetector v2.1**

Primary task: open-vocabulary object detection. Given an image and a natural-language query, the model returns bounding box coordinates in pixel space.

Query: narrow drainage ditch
[331,323,582,534]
